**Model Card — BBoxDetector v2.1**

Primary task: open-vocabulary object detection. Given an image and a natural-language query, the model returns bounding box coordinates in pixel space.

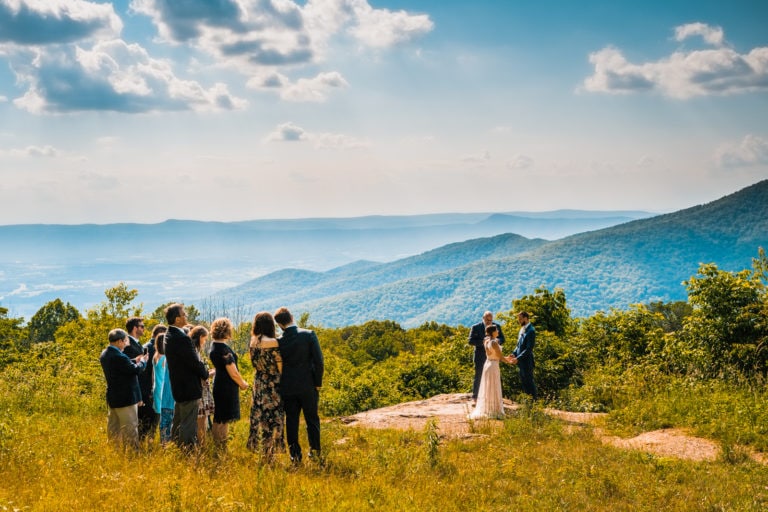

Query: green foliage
[680,250,768,377]
[150,301,201,324]
[27,299,81,343]
[0,307,27,365]
[501,286,572,337]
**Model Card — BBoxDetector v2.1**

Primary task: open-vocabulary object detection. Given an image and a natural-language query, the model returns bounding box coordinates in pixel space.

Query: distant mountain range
[205,180,768,327]
[0,209,652,320]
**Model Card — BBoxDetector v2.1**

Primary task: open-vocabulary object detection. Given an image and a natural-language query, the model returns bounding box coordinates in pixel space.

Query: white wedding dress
[469,338,505,420]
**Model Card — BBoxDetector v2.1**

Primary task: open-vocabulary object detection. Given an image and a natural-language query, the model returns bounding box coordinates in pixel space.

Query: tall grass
[1,402,767,511]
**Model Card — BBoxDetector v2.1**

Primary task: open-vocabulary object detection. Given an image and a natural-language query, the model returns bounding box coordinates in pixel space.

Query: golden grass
[2,406,767,512]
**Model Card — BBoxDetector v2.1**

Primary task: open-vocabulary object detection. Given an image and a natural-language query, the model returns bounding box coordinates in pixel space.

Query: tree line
[0,250,766,418]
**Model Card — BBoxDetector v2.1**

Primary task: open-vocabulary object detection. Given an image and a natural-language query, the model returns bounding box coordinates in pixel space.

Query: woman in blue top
[152,333,175,445]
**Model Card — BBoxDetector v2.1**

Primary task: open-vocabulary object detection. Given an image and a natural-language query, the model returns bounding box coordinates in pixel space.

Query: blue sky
[0,0,766,224]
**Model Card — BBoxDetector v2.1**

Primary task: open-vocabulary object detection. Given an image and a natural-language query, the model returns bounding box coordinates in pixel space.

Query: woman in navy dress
[209,317,249,449]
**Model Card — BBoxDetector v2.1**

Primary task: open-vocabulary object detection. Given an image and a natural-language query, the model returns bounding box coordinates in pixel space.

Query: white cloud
[346,3,434,49]
[716,134,768,168]
[0,0,122,46]
[265,121,369,149]
[674,22,724,47]
[10,39,247,113]
[583,23,768,98]
[132,0,433,71]
[279,71,349,102]
[0,144,59,157]
[506,154,533,170]
[265,121,308,142]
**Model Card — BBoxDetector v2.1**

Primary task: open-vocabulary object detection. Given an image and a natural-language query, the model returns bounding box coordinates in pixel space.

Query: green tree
[500,287,571,337]
[27,299,81,343]
[150,302,200,324]
[681,250,768,377]
[0,307,27,365]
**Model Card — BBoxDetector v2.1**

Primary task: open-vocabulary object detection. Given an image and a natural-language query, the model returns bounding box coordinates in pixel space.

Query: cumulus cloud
[11,40,247,113]
[265,121,308,142]
[346,2,434,49]
[716,134,768,167]
[0,0,122,46]
[131,0,433,69]
[265,121,369,148]
[583,23,768,98]
[674,22,724,47]
[279,71,348,102]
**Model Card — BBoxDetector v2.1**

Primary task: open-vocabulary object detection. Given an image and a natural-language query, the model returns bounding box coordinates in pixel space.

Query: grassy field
[1,403,766,512]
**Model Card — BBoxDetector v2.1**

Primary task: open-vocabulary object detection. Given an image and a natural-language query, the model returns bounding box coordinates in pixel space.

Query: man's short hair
[126,317,144,333]
[165,303,185,325]
[274,307,292,326]
[518,311,530,320]
[108,328,128,343]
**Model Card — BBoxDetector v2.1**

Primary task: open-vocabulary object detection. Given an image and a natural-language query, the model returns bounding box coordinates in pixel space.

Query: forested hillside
[205,180,768,326]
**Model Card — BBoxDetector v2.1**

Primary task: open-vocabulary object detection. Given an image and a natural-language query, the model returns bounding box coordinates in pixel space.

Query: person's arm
[490,339,503,360]
[181,337,210,380]
[310,331,324,389]
[468,324,483,347]
[222,353,249,389]
[117,351,146,375]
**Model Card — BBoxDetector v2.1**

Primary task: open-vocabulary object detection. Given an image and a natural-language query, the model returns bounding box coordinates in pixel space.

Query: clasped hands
[503,355,518,365]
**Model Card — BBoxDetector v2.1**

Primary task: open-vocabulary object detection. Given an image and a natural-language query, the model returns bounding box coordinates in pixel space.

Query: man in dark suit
[123,316,157,442]
[99,328,148,449]
[505,311,537,399]
[163,303,210,450]
[468,311,505,401]
[274,307,324,464]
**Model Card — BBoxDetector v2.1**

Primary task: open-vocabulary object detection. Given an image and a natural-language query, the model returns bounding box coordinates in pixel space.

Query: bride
[469,324,505,420]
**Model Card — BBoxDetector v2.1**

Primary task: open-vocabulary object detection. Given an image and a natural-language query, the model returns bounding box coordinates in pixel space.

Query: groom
[274,307,324,463]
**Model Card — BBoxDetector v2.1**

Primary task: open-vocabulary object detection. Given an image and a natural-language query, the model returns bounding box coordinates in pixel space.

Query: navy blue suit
[278,325,324,461]
[468,321,505,399]
[512,323,537,399]
[99,345,145,408]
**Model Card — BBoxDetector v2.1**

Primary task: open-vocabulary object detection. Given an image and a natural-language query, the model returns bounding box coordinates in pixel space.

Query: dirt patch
[339,393,766,464]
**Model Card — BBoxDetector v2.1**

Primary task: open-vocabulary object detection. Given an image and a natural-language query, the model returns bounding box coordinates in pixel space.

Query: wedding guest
[190,325,216,445]
[164,304,209,450]
[124,317,157,442]
[468,311,505,402]
[99,328,148,450]
[275,307,324,464]
[152,333,174,445]
[247,311,285,460]
[209,317,249,449]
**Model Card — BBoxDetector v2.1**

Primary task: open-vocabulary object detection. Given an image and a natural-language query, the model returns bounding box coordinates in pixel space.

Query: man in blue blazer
[275,307,324,464]
[99,328,148,449]
[468,311,505,401]
[506,311,537,399]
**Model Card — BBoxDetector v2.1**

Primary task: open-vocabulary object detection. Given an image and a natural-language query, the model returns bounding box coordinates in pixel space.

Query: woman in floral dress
[190,326,215,444]
[247,311,284,460]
